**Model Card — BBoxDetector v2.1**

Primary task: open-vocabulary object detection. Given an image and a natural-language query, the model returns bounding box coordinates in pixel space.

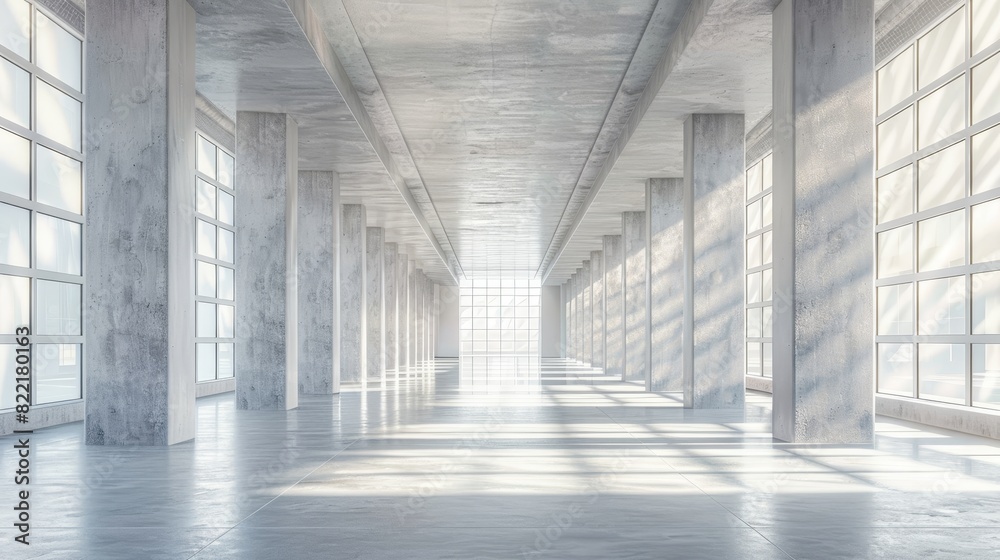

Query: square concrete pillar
[772,0,874,443]
[415,270,425,366]
[561,283,568,358]
[603,235,625,380]
[581,260,593,365]
[408,260,417,368]
[682,114,745,409]
[340,204,367,384]
[234,112,298,411]
[573,268,583,362]
[385,242,398,373]
[85,0,197,444]
[646,178,684,392]
[623,211,647,383]
[591,251,604,369]
[426,280,435,363]
[298,171,340,394]
[567,276,576,360]
[366,227,385,381]
[398,253,409,371]
[576,268,585,362]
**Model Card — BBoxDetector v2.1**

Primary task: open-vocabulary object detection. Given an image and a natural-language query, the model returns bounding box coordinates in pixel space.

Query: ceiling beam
[284,0,463,285]
[538,0,714,285]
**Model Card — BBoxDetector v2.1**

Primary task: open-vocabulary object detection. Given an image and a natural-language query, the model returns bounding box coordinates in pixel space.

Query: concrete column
[385,242,398,373]
[591,251,604,369]
[398,253,409,371]
[561,283,568,358]
[603,235,624,380]
[426,280,435,363]
[407,260,417,368]
[575,268,584,362]
[234,112,298,410]
[366,227,385,381]
[298,171,340,394]
[682,114,745,409]
[581,260,592,365]
[340,204,367,384]
[571,273,579,361]
[566,277,575,360]
[85,0,197,444]
[772,0,874,443]
[432,284,440,361]
[623,211,646,383]
[646,178,684,392]
[415,270,425,366]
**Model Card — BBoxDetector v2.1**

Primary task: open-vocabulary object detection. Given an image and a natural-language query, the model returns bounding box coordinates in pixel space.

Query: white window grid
[193,133,236,382]
[0,0,84,409]
[874,0,1000,410]
[745,152,773,378]
[459,277,541,386]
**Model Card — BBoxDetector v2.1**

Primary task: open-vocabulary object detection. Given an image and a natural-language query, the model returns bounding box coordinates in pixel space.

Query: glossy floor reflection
[2,359,1000,558]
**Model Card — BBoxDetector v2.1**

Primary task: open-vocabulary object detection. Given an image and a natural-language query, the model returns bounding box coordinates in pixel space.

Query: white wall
[436,285,460,357]
[540,285,563,358]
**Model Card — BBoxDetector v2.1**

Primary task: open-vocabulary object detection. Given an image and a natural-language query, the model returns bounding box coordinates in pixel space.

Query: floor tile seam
[593,403,766,534]
[184,437,362,560]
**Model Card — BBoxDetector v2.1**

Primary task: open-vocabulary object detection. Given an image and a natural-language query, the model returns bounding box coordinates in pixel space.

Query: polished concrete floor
[2,359,1000,559]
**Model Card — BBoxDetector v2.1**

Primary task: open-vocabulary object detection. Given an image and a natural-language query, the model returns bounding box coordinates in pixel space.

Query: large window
[875,0,1000,410]
[459,277,540,389]
[746,153,773,378]
[0,0,84,409]
[194,133,236,382]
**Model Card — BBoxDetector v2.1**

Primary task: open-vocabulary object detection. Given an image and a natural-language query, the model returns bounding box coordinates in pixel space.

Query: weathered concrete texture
[398,253,409,371]
[366,227,385,381]
[567,276,576,360]
[682,114,744,409]
[647,178,684,392]
[561,284,568,357]
[576,268,585,362]
[591,251,604,369]
[297,171,340,394]
[603,235,625,380]
[85,0,197,445]
[231,111,301,409]
[341,204,367,383]
[235,111,299,411]
[415,270,425,366]
[581,260,593,365]
[772,0,874,444]
[407,260,417,368]
[427,280,436,361]
[623,211,647,383]
[384,242,398,372]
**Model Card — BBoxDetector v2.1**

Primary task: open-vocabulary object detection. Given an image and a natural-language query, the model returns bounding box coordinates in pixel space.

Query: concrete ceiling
[192,0,780,285]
